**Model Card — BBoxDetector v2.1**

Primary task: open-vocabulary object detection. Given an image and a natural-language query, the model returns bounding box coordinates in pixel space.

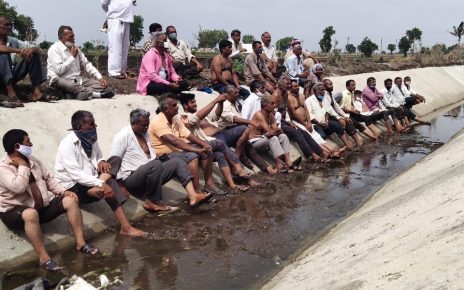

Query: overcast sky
[6,0,464,52]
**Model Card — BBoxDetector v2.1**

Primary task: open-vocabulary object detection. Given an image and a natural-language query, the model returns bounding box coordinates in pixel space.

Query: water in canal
[2,102,464,290]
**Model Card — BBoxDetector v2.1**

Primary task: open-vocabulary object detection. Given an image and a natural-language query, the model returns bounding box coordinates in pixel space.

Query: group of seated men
[0,71,429,272]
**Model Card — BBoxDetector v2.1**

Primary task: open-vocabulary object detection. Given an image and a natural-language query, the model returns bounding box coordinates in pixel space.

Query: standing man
[47,25,114,100]
[101,0,135,79]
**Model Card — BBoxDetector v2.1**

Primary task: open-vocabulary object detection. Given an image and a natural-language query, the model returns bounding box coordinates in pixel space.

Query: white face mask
[17,144,33,157]
[163,42,170,49]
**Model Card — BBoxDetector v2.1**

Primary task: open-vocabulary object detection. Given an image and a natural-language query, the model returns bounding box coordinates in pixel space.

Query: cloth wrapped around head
[311,63,323,74]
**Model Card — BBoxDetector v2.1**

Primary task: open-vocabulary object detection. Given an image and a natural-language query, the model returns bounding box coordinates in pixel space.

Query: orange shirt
[149,112,191,155]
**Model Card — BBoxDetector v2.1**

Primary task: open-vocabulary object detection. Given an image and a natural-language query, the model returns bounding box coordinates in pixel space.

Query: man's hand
[9,156,28,167]
[339,118,347,127]
[215,93,228,103]
[305,123,314,132]
[19,48,34,59]
[196,62,204,72]
[102,182,115,200]
[198,148,210,159]
[169,82,180,90]
[63,191,79,204]
[70,44,79,58]
[301,71,309,78]
[99,78,108,87]
[321,122,329,128]
[98,160,111,174]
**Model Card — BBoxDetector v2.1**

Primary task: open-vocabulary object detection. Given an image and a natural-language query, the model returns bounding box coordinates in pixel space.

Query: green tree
[129,15,144,46]
[38,40,53,50]
[398,36,411,56]
[197,27,228,48]
[319,26,335,53]
[242,34,255,44]
[345,43,356,53]
[357,37,378,57]
[387,43,396,54]
[275,36,293,52]
[406,27,422,53]
[449,21,464,43]
[0,1,38,42]
[81,41,95,53]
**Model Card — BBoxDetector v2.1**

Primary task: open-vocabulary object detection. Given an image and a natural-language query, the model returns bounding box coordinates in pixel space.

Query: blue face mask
[74,128,97,157]
[316,95,324,102]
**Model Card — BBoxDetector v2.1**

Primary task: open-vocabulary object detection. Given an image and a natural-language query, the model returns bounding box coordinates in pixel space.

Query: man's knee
[278,134,289,143]
[22,208,39,222]
[62,195,79,209]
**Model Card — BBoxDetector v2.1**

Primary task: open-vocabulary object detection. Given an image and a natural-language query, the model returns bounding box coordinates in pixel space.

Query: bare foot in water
[189,192,213,207]
[120,226,147,237]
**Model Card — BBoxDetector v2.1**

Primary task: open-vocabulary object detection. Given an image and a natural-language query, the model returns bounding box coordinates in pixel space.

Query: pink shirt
[136,48,181,95]
[0,154,65,212]
[362,86,383,111]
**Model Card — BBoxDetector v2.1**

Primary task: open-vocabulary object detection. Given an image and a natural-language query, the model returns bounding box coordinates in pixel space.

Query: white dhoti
[292,120,327,145]
[107,18,130,77]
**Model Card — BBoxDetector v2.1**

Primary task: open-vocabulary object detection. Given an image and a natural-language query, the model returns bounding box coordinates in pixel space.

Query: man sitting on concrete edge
[54,110,145,237]
[47,25,114,100]
[111,108,213,210]
[0,129,98,271]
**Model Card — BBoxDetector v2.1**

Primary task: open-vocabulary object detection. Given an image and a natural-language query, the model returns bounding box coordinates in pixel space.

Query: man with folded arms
[111,108,211,210]
[0,129,98,271]
[55,110,145,237]
[47,25,114,100]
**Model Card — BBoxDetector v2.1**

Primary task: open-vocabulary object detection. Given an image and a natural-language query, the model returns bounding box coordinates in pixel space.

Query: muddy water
[3,103,464,290]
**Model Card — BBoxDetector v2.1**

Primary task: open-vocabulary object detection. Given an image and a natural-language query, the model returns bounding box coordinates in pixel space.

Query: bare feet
[120,225,147,237]
[143,200,176,212]
[247,179,261,187]
[267,166,278,175]
[189,191,213,207]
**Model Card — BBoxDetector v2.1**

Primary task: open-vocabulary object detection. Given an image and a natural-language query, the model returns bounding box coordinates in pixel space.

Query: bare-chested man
[249,94,297,172]
[287,79,344,158]
[211,39,250,100]
[273,76,328,161]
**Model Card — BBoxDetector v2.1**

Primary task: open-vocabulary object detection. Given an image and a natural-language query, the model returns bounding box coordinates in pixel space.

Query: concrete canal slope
[263,125,464,290]
[0,65,463,269]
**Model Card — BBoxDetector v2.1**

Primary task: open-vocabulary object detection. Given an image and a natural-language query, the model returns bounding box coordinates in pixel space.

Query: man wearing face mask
[241,80,267,120]
[137,32,189,97]
[165,25,203,80]
[55,110,146,237]
[47,26,114,100]
[244,41,276,88]
[0,129,98,271]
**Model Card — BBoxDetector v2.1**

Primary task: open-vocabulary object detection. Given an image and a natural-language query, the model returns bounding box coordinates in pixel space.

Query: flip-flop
[205,185,227,196]
[79,243,99,255]
[143,204,180,214]
[41,259,63,271]
[191,192,213,208]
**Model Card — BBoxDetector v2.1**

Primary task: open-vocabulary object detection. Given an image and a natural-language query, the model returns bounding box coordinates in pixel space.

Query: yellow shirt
[149,112,191,155]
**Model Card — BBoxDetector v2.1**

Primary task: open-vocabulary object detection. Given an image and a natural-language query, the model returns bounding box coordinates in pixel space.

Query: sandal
[289,156,303,171]
[41,259,63,271]
[230,184,249,193]
[191,192,214,208]
[79,243,99,255]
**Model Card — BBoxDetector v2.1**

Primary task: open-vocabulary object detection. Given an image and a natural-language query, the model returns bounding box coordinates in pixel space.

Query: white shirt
[54,132,106,189]
[353,97,373,116]
[241,92,262,120]
[285,54,304,80]
[111,126,156,180]
[47,41,102,85]
[228,38,244,59]
[323,91,350,119]
[402,84,416,96]
[391,85,407,105]
[305,95,327,123]
[381,88,401,109]
[263,43,278,62]
[101,0,134,23]
[210,100,242,131]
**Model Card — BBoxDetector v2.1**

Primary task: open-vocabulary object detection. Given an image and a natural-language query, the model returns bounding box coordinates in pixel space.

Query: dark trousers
[0,53,46,87]
[173,62,200,80]
[281,121,322,158]
[146,80,190,97]
[403,97,418,119]
[209,139,240,168]
[212,82,250,100]
[351,111,387,126]
[69,156,127,211]
[386,107,405,119]
[123,158,192,203]
[214,125,269,172]
[329,116,358,136]
[314,120,345,139]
